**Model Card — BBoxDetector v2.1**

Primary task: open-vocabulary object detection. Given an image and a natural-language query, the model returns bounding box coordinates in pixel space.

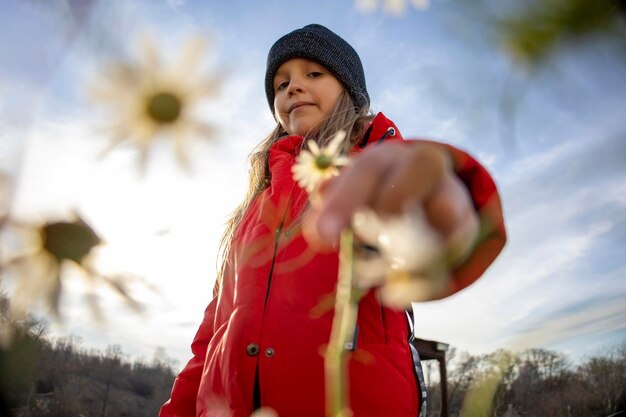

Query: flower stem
[325,228,358,417]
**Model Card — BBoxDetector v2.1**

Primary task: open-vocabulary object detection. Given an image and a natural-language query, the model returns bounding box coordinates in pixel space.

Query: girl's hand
[303,141,480,265]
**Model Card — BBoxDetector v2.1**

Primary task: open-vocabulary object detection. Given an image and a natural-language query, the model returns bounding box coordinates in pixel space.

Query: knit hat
[265,24,369,115]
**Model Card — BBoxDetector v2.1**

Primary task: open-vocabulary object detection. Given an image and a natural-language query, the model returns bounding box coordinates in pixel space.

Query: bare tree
[98,344,125,417]
[578,346,626,416]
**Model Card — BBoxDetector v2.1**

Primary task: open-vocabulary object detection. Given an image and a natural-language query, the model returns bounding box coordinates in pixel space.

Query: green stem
[325,229,358,417]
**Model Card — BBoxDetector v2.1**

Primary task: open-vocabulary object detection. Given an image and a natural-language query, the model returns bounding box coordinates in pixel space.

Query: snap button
[387,127,396,136]
[246,343,260,356]
[265,347,275,358]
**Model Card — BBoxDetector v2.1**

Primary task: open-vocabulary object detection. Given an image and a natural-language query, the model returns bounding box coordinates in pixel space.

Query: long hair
[215,91,373,292]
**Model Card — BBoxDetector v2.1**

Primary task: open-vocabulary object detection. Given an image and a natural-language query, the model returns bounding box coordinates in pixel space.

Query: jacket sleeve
[159,297,217,417]
[440,143,507,296]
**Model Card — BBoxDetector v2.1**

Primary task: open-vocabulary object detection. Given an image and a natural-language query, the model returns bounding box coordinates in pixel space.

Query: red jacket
[160,113,506,417]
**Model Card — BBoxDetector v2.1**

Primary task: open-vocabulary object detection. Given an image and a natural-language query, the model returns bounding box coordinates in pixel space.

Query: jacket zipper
[264,222,283,303]
[263,188,295,304]
[255,189,294,407]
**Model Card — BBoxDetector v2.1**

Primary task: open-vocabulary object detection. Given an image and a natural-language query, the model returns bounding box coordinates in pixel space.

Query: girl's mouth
[289,102,314,114]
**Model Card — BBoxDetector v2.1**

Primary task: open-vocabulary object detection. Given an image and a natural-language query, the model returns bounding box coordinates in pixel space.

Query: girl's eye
[276,81,289,91]
[308,71,323,78]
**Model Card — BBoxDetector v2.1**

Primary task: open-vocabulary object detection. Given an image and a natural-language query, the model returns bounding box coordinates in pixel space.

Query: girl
[160,24,506,417]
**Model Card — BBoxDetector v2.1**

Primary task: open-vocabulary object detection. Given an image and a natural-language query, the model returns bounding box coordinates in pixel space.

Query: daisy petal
[308,140,321,155]
[327,130,347,155]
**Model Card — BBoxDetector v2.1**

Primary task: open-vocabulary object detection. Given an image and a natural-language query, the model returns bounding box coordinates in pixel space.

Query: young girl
[160,24,506,417]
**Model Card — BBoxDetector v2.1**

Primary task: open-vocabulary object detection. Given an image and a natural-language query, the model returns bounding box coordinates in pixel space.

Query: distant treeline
[1,289,625,417]
[1,333,176,417]
[421,342,626,417]
[0,292,176,417]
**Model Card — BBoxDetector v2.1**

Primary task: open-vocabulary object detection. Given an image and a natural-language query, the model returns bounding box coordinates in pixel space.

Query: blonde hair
[215,91,373,293]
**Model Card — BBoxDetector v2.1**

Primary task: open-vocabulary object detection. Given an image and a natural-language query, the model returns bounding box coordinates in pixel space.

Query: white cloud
[502,296,626,353]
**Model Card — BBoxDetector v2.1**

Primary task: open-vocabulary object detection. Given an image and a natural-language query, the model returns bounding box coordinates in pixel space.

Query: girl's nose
[287,78,305,96]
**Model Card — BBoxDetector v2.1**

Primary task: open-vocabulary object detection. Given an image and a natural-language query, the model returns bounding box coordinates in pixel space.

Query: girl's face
[273,58,344,137]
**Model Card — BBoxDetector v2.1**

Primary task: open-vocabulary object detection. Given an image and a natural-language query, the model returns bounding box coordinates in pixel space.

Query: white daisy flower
[1,213,141,320]
[90,33,219,172]
[292,130,350,195]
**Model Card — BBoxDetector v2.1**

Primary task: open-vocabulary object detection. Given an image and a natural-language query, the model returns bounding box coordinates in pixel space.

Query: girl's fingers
[304,140,480,271]
[445,201,480,267]
[423,172,472,237]
[312,143,398,245]
[371,144,448,215]
[309,143,449,245]
[423,172,480,263]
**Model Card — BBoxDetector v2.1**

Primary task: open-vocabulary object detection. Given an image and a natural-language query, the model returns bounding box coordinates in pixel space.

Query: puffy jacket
[159,113,506,417]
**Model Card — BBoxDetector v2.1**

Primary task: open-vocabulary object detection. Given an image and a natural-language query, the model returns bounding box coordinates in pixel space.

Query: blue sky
[1,0,625,368]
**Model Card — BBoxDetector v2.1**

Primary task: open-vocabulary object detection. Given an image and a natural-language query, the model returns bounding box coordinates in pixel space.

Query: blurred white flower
[384,0,407,15]
[355,0,377,13]
[0,213,141,319]
[411,0,429,11]
[352,206,447,307]
[292,130,350,195]
[355,0,429,15]
[90,33,219,172]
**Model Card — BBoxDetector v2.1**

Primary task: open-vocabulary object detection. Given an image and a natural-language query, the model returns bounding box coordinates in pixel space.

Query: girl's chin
[287,121,324,137]
[286,114,323,136]
[287,126,315,137]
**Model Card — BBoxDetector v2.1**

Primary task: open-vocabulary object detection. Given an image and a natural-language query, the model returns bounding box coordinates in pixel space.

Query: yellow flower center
[41,220,102,263]
[146,92,182,124]
[315,154,333,170]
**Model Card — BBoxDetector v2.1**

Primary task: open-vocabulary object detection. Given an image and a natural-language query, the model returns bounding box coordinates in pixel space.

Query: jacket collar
[356,112,403,149]
[270,112,403,158]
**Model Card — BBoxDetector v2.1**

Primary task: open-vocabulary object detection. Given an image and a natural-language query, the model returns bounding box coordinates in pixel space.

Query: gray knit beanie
[265,24,369,115]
